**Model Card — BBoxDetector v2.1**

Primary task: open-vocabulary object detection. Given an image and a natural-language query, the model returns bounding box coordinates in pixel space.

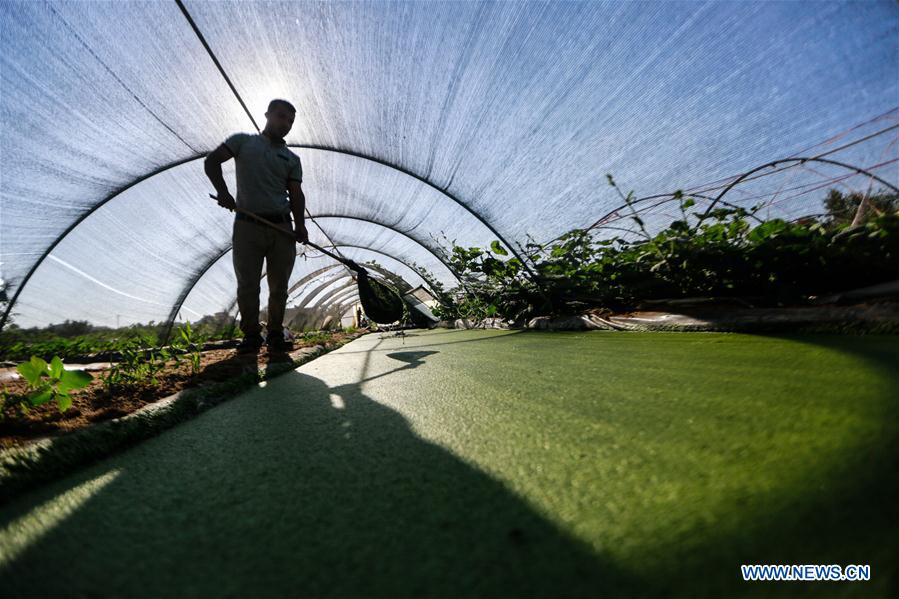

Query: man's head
[264,99,296,141]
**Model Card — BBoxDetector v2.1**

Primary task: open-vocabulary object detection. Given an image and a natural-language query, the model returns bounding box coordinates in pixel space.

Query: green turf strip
[0,330,896,597]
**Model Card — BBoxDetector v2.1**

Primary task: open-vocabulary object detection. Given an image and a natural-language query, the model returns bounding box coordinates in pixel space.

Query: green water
[1,330,896,597]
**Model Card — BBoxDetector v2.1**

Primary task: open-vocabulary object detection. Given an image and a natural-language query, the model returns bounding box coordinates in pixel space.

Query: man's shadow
[200,348,262,381]
[0,356,641,597]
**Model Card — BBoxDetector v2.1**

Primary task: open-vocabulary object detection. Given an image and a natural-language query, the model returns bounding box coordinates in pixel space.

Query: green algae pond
[1,329,896,596]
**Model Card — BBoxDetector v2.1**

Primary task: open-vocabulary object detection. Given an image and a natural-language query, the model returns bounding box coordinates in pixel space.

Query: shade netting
[2,0,896,330]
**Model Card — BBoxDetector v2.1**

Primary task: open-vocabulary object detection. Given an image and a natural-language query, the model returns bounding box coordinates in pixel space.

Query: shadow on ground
[0,355,639,597]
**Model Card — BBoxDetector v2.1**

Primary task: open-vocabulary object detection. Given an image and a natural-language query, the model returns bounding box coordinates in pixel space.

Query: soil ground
[0,331,357,448]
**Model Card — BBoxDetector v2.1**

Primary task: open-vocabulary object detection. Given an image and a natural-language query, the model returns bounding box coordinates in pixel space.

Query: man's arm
[288,179,308,243]
[204,144,236,210]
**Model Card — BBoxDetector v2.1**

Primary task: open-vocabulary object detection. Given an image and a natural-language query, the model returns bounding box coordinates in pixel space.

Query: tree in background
[824,188,898,229]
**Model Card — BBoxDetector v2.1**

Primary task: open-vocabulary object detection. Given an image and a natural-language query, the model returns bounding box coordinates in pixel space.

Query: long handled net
[211,196,405,324]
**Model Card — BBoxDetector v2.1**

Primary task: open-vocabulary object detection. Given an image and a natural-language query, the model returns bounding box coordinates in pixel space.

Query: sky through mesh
[1,0,897,329]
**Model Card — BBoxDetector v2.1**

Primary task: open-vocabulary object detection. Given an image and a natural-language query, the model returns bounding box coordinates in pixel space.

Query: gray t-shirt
[224,133,302,214]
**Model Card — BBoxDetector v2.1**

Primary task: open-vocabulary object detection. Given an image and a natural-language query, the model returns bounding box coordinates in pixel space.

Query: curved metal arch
[0,155,202,331]
[290,260,411,309]
[172,247,405,342]
[317,309,349,331]
[287,297,357,331]
[535,192,762,250]
[323,244,438,294]
[322,288,360,310]
[211,232,434,323]
[286,264,344,297]
[160,244,233,342]
[0,143,510,331]
[54,214,445,345]
[320,297,364,330]
[307,292,361,332]
[216,260,367,326]
[309,273,414,311]
[336,303,361,322]
[296,276,356,310]
[303,280,358,310]
[335,296,362,312]
[222,257,409,330]
[314,291,360,312]
[326,296,362,327]
[290,145,533,276]
[305,214,461,282]
[287,239,442,301]
[337,296,362,312]
[162,246,340,342]
[702,157,899,217]
[342,260,415,296]
[290,241,445,297]
[558,156,896,248]
[587,192,764,233]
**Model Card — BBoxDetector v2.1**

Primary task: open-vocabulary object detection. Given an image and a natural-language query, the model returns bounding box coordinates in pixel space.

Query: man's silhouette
[205,99,309,352]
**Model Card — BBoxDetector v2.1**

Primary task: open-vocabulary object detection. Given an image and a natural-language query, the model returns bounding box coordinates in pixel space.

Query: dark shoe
[237,335,263,353]
[265,333,293,352]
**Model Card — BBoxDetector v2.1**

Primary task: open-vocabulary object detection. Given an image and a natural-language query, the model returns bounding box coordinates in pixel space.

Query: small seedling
[16,355,93,413]
[104,340,167,388]
[177,321,203,375]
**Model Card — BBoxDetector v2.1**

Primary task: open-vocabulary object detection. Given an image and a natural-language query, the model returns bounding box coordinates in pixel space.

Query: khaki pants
[233,218,296,338]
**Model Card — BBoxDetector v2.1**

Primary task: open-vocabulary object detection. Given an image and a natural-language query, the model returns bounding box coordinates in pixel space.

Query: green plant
[103,339,169,389]
[175,321,204,376]
[0,318,244,365]
[16,355,93,412]
[0,387,34,419]
[411,259,463,321]
[426,233,541,322]
[214,323,239,341]
[301,331,332,346]
[429,181,899,321]
[0,389,10,421]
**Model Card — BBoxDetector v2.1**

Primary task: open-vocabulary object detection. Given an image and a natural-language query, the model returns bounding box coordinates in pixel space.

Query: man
[204,99,309,352]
